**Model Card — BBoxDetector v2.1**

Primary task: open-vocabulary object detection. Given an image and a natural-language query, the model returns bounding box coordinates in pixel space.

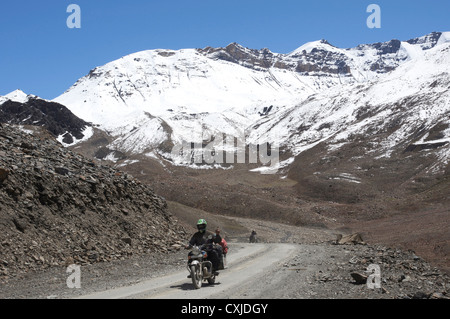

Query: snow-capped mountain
[52,32,450,173]
[0,89,33,104]
[0,90,92,145]
[249,37,450,173]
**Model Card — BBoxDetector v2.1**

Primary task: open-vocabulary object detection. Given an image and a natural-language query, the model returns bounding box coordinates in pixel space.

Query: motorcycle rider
[185,219,222,275]
[249,230,257,243]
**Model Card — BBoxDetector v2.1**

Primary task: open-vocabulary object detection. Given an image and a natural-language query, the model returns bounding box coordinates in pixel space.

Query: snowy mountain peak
[2,89,30,104]
[198,42,279,72]
[406,31,446,50]
[288,39,335,56]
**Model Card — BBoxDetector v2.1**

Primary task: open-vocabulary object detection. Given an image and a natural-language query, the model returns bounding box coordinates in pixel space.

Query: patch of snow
[16,125,34,135]
[436,32,450,46]
[57,126,94,147]
[330,173,361,184]
[116,160,140,168]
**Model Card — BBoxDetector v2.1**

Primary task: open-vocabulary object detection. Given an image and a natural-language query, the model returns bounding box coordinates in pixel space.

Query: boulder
[351,272,368,285]
[0,168,9,183]
[336,233,365,245]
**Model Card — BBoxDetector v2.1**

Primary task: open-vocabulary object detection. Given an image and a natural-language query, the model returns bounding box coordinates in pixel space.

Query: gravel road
[1,218,448,300]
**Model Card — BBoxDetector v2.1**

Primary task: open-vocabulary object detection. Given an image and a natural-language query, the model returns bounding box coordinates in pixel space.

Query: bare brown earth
[108,155,449,275]
[286,136,450,275]
[346,207,450,274]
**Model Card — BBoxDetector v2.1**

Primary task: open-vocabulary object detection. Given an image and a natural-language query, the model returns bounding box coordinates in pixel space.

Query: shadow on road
[170,282,222,291]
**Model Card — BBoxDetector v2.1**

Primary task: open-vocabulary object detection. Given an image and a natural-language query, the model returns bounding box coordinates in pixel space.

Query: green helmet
[196,219,207,233]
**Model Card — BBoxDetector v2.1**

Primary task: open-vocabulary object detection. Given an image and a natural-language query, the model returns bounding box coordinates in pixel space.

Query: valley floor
[0,215,448,300]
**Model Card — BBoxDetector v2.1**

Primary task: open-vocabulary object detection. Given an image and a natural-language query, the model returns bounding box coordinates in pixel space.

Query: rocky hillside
[200,32,445,75]
[0,123,188,282]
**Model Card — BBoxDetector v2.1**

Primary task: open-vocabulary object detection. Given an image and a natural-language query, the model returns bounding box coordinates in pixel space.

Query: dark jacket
[189,231,222,247]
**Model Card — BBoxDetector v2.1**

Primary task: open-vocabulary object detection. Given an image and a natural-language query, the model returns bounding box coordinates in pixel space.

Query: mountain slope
[249,39,450,172]
[0,91,93,146]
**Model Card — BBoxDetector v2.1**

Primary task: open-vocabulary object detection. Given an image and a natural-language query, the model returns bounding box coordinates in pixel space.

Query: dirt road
[76,243,298,299]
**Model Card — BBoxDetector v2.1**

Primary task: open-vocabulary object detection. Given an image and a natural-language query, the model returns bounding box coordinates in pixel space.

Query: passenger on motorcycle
[185,219,222,274]
[215,227,228,256]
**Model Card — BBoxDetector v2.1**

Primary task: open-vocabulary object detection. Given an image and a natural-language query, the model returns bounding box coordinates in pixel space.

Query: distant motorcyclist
[185,219,222,274]
[249,230,257,243]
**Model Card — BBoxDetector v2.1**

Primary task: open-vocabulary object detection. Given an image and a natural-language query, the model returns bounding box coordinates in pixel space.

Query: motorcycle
[186,244,218,289]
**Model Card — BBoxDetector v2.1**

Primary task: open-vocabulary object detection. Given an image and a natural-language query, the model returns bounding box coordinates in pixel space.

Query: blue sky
[0,0,449,100]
